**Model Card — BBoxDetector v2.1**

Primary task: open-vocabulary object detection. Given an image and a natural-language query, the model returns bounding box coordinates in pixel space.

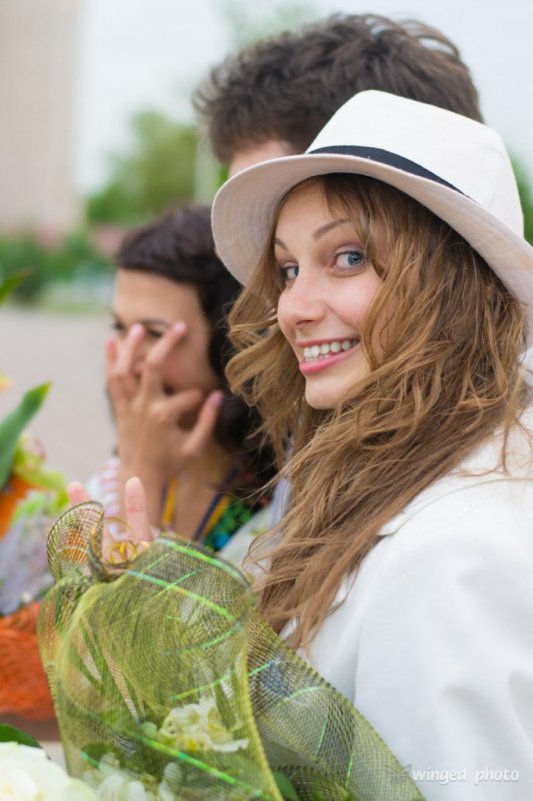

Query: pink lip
[298,344,358,375]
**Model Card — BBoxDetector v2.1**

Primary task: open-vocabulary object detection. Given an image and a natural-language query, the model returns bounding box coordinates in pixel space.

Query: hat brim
[212,153,533,345]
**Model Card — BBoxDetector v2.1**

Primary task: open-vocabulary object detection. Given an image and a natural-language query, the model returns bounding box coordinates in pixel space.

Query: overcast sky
[74,0,533,192]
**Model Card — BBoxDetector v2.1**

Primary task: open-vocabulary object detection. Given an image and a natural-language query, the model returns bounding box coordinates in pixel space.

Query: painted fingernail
[130,323,144,338]
[210,390,224,407]
[173,321,186,334]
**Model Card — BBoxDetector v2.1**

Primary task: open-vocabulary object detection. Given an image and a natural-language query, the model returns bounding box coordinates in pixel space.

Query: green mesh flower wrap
[38,503,424,801]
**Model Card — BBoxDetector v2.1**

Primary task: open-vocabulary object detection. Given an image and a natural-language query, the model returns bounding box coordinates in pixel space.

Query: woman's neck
[180,437,235,488]
[170,438,236,540]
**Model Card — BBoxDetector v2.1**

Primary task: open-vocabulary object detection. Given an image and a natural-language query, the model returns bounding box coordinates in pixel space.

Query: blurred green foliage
[87,112,198,225]
[515,160,533,245]
[0,231,111,302]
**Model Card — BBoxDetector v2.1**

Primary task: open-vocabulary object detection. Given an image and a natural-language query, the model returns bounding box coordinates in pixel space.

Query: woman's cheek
[161,360,181,393]
[276,298,291,343]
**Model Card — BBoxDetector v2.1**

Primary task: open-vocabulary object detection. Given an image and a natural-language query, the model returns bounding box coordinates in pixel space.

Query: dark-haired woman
[85,206,272,558]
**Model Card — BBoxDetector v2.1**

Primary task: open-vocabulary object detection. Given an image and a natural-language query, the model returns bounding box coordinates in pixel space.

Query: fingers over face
[113,323,145,374]
[105,336,118,368]
[107,324,145,401]
[140,322,187,395]
[164,386,207,419]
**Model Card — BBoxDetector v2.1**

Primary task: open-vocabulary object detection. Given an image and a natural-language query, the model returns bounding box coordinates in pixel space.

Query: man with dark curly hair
[194,14,483,524]
[194,14,482,177]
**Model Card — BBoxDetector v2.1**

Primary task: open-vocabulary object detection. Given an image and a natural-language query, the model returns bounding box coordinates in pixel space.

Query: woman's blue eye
[281,264,299,283]
[336,250,364,269]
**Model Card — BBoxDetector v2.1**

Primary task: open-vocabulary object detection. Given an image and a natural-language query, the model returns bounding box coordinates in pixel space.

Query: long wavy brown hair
[226,174,528,648]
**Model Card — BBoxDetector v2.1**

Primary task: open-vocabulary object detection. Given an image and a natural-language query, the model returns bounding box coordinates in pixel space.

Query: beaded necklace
[160,465,244,547]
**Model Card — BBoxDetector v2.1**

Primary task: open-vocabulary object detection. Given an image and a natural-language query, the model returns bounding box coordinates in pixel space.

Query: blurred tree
[0,232,110,302]
[87,112,199,225]
[514,159,533,245]
[0,236,48,302]
[87,5,321,216]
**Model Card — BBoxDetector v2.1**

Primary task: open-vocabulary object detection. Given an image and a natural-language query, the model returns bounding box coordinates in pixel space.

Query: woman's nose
[278,271,326,328]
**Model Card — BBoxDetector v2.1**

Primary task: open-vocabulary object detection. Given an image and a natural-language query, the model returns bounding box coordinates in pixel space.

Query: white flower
[0,742,97,801]
[97,774,154,801]
[83,753,158,801]
[157,696,248,754]
[157,763,182,801]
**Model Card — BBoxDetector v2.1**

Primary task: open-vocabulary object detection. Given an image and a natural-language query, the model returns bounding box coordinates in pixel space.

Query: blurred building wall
[0,0,82,234]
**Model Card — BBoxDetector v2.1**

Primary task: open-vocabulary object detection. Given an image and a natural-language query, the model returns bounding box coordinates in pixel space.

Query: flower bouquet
[0,273,67,719]
[0,722,95,799]
[37,502,425,800]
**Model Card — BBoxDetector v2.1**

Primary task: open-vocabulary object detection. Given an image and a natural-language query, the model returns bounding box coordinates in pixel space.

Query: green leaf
[311,787,326,801]
[0,271,31,304]
[214,681,236,730]
[11,468,68,512]
[272,771,301,801]
[0,383,50,488]
[0,723,42,749]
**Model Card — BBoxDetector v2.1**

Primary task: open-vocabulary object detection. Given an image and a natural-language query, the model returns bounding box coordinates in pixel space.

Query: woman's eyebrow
[313,219,349,241]
[274,219,350,251]
[110,312,171,329]
[138,318,172,329]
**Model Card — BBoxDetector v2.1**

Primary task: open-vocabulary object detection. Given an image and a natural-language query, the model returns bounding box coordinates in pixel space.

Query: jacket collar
[378,409,533,537]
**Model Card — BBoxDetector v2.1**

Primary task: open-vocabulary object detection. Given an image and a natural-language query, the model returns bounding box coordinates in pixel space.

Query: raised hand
[68,476,153,563]
[105,322,224,526]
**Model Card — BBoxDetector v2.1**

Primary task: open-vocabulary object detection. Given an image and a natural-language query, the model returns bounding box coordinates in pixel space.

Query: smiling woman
[274,179,385,408]
[212,90,533,799]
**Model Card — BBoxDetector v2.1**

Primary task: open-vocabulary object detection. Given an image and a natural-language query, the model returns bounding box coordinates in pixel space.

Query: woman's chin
[304,375,366,410]
[304,388,338,410]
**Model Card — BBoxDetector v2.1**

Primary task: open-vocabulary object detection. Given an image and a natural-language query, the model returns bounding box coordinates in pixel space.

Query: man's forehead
[228,140,296,178]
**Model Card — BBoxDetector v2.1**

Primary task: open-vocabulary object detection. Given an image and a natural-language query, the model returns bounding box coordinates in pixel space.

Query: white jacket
[302,417,533,800]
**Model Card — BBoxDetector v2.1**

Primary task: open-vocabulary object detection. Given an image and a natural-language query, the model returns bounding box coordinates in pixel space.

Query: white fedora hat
[212,90,533,344]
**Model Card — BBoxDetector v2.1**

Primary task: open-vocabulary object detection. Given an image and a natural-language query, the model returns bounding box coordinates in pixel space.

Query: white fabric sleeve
[85,456,120,517]
[354,505,533,801]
